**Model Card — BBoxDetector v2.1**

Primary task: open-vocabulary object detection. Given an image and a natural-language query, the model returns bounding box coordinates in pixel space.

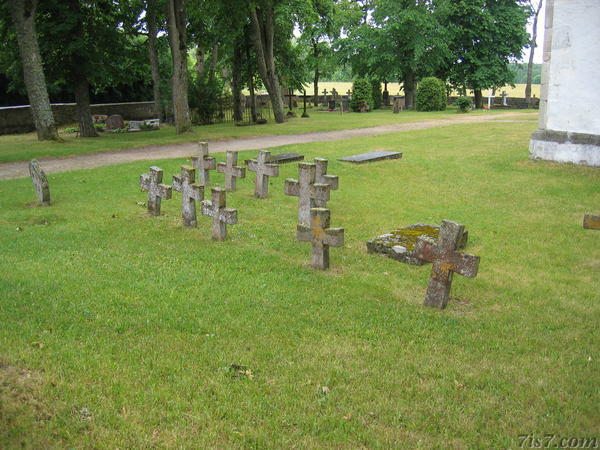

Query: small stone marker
[247,150,279,198]
[338,150,402,164]
[139,166,172,216]
[172,166,204,227]
[105,114,124,130]
[583,214,600,230]
[284,163,330,225]
[314,158,339,196]
[297,208,344,270]
[414,220,480,309]
[29,159,50,206]
[201,187,237,240]
[217,151,246,191]
[191,142,216,186]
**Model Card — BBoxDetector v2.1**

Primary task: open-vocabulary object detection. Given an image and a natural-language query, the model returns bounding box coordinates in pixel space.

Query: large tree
[6,0,58,140]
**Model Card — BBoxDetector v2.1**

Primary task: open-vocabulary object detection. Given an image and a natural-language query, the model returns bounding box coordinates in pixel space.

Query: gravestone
[338,150,402,164]
[393,97,402,113]
[330,88,338,110]
[297,208,344,270]
[583,214,600,230]
[247,150,279,198]
[29,159,50,206]
[191,141,216,186]
[314,158,339,194]
[322,89,328,107]
[201,187,237,240]
[383,82,390,106]
[501,91,508,106]
[128,120,143,131]
[284,163,330,225]
[414,220,480,309]
[105,114,124,130]
[139,166,172,216]
[172,166,204,227]
[217,151,246,191]
[301,90,309,118]
[244,153,304,166]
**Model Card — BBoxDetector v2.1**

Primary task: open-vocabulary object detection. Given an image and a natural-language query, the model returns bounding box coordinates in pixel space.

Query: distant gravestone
[247,150,279,199]
[338,150,402,164]
[201,187,237,240]
[191,142,216,186]
[501,91,509,106]
[139,166,172,216]
[393,97,402,113]
[297,208,344,270]
[270,153,304,164]
[105,114,124,130]
[28,159,50,206]
[217,151,246,191]
[414,220,480,309]
[583,214,600,230]
[284,163,330,225]
[172,166,204,227]
[128,120,143,131]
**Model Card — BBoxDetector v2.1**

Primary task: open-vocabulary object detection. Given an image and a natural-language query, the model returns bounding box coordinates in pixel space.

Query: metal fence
[191,97,268,126]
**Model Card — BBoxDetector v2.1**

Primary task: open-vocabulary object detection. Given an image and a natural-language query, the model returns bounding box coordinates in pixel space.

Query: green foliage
[189,75,227,125]
[371,79,382,110]
[350,78,372,112]
[416,77,447,111]
[454,96,473,113]
[510,63,542,84]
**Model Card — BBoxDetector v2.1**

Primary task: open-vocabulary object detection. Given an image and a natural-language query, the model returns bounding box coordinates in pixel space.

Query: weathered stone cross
[201,187,238,240]
[583,213,600,230]
[314,158,338,206]
[191,141,216,186]
[217,151,246,191]
[297,208,344,270]
[284,162,330,225]
[414,220,480,309]
[140,166,172,216]
[172,166,204,227]
[29,159,51,206]
[247,150,279,199]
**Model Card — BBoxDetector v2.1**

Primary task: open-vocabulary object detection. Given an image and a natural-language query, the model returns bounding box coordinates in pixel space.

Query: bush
[415,77,447,111]
[371,80,382,110]
[350,78,373,112]
[454,96,473,113]
[189,75,227,125]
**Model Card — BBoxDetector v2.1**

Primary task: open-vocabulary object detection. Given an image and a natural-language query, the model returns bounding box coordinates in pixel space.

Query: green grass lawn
[1,121,598,447]
[0,107,537,164]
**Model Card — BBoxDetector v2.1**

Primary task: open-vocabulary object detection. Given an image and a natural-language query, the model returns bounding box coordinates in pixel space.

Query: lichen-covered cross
[583,213,600,230]
[414,220,480,309]
[201,187,237,240]
[191,141,216,186]
[139,166,172,216]
[247,150,279,199]
[217,151,246,191]
[284,162,330,225]
[297,208,344,270]
[172,166,204,227]
[314,158,338,207]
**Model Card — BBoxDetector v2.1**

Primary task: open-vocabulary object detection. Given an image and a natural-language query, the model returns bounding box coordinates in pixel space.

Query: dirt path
[0,113,535,180]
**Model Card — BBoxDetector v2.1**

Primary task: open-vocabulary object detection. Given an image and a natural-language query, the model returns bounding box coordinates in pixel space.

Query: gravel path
[0,113,534,180]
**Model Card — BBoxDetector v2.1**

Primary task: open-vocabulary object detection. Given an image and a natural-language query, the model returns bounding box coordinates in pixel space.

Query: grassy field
[0,108,537,164]
[1,121,598,447]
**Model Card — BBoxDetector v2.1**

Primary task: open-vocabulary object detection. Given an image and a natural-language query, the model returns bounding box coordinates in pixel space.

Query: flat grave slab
[367,223,468,265]
[583,214,600,230]
[338,150,402,164]
[245,152,304,165]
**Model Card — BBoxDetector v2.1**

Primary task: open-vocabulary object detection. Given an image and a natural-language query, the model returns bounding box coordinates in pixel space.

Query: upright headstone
[414,220,480,309]
[330,88,338,110]
[217,151,246,191]
[501,91,508,106]
[393,97,401,114]
[583,213,600,230]
[172,166,204,227]
[139,166,172,216]
[191,142,216,186]
[28,159,50,206]
[322,89,328,108]
[105,114,124,130]
[247,150,279,199]
[297,208,344,270]
[201,187,237,240]
[284,163,330,225]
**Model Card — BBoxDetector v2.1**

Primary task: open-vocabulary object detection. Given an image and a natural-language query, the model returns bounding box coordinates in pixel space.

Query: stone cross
[501,91,508,106]
[201,187,237,240]
[314,158,338,206]
[191,141,216,186]
[322,88,328,106]
[284,162,330,225]
[140,166,172,216]
[29,159,50,206]
[247,150,279,198]
[414,220,480,309]
[217,151,246,191]
[297,208,344,270]
[583,213,600,230]
[172,166,204,227]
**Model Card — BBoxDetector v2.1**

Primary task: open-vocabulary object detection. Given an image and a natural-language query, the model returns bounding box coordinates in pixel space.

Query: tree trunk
[167,0,192,133]
[525,0,543,107]
[209,44,219,80]
[232,42,244,122]
[146,1,164,122]
[73,74,98,137]
[474,89,484,109]
[196,45,206,78]
[403,69,416,109]
[249,6,285,123]
[8,0,59,141]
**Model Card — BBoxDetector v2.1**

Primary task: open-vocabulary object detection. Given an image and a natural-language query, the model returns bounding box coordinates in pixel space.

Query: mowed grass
[0,107,536,163]
[0,121,598,447]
